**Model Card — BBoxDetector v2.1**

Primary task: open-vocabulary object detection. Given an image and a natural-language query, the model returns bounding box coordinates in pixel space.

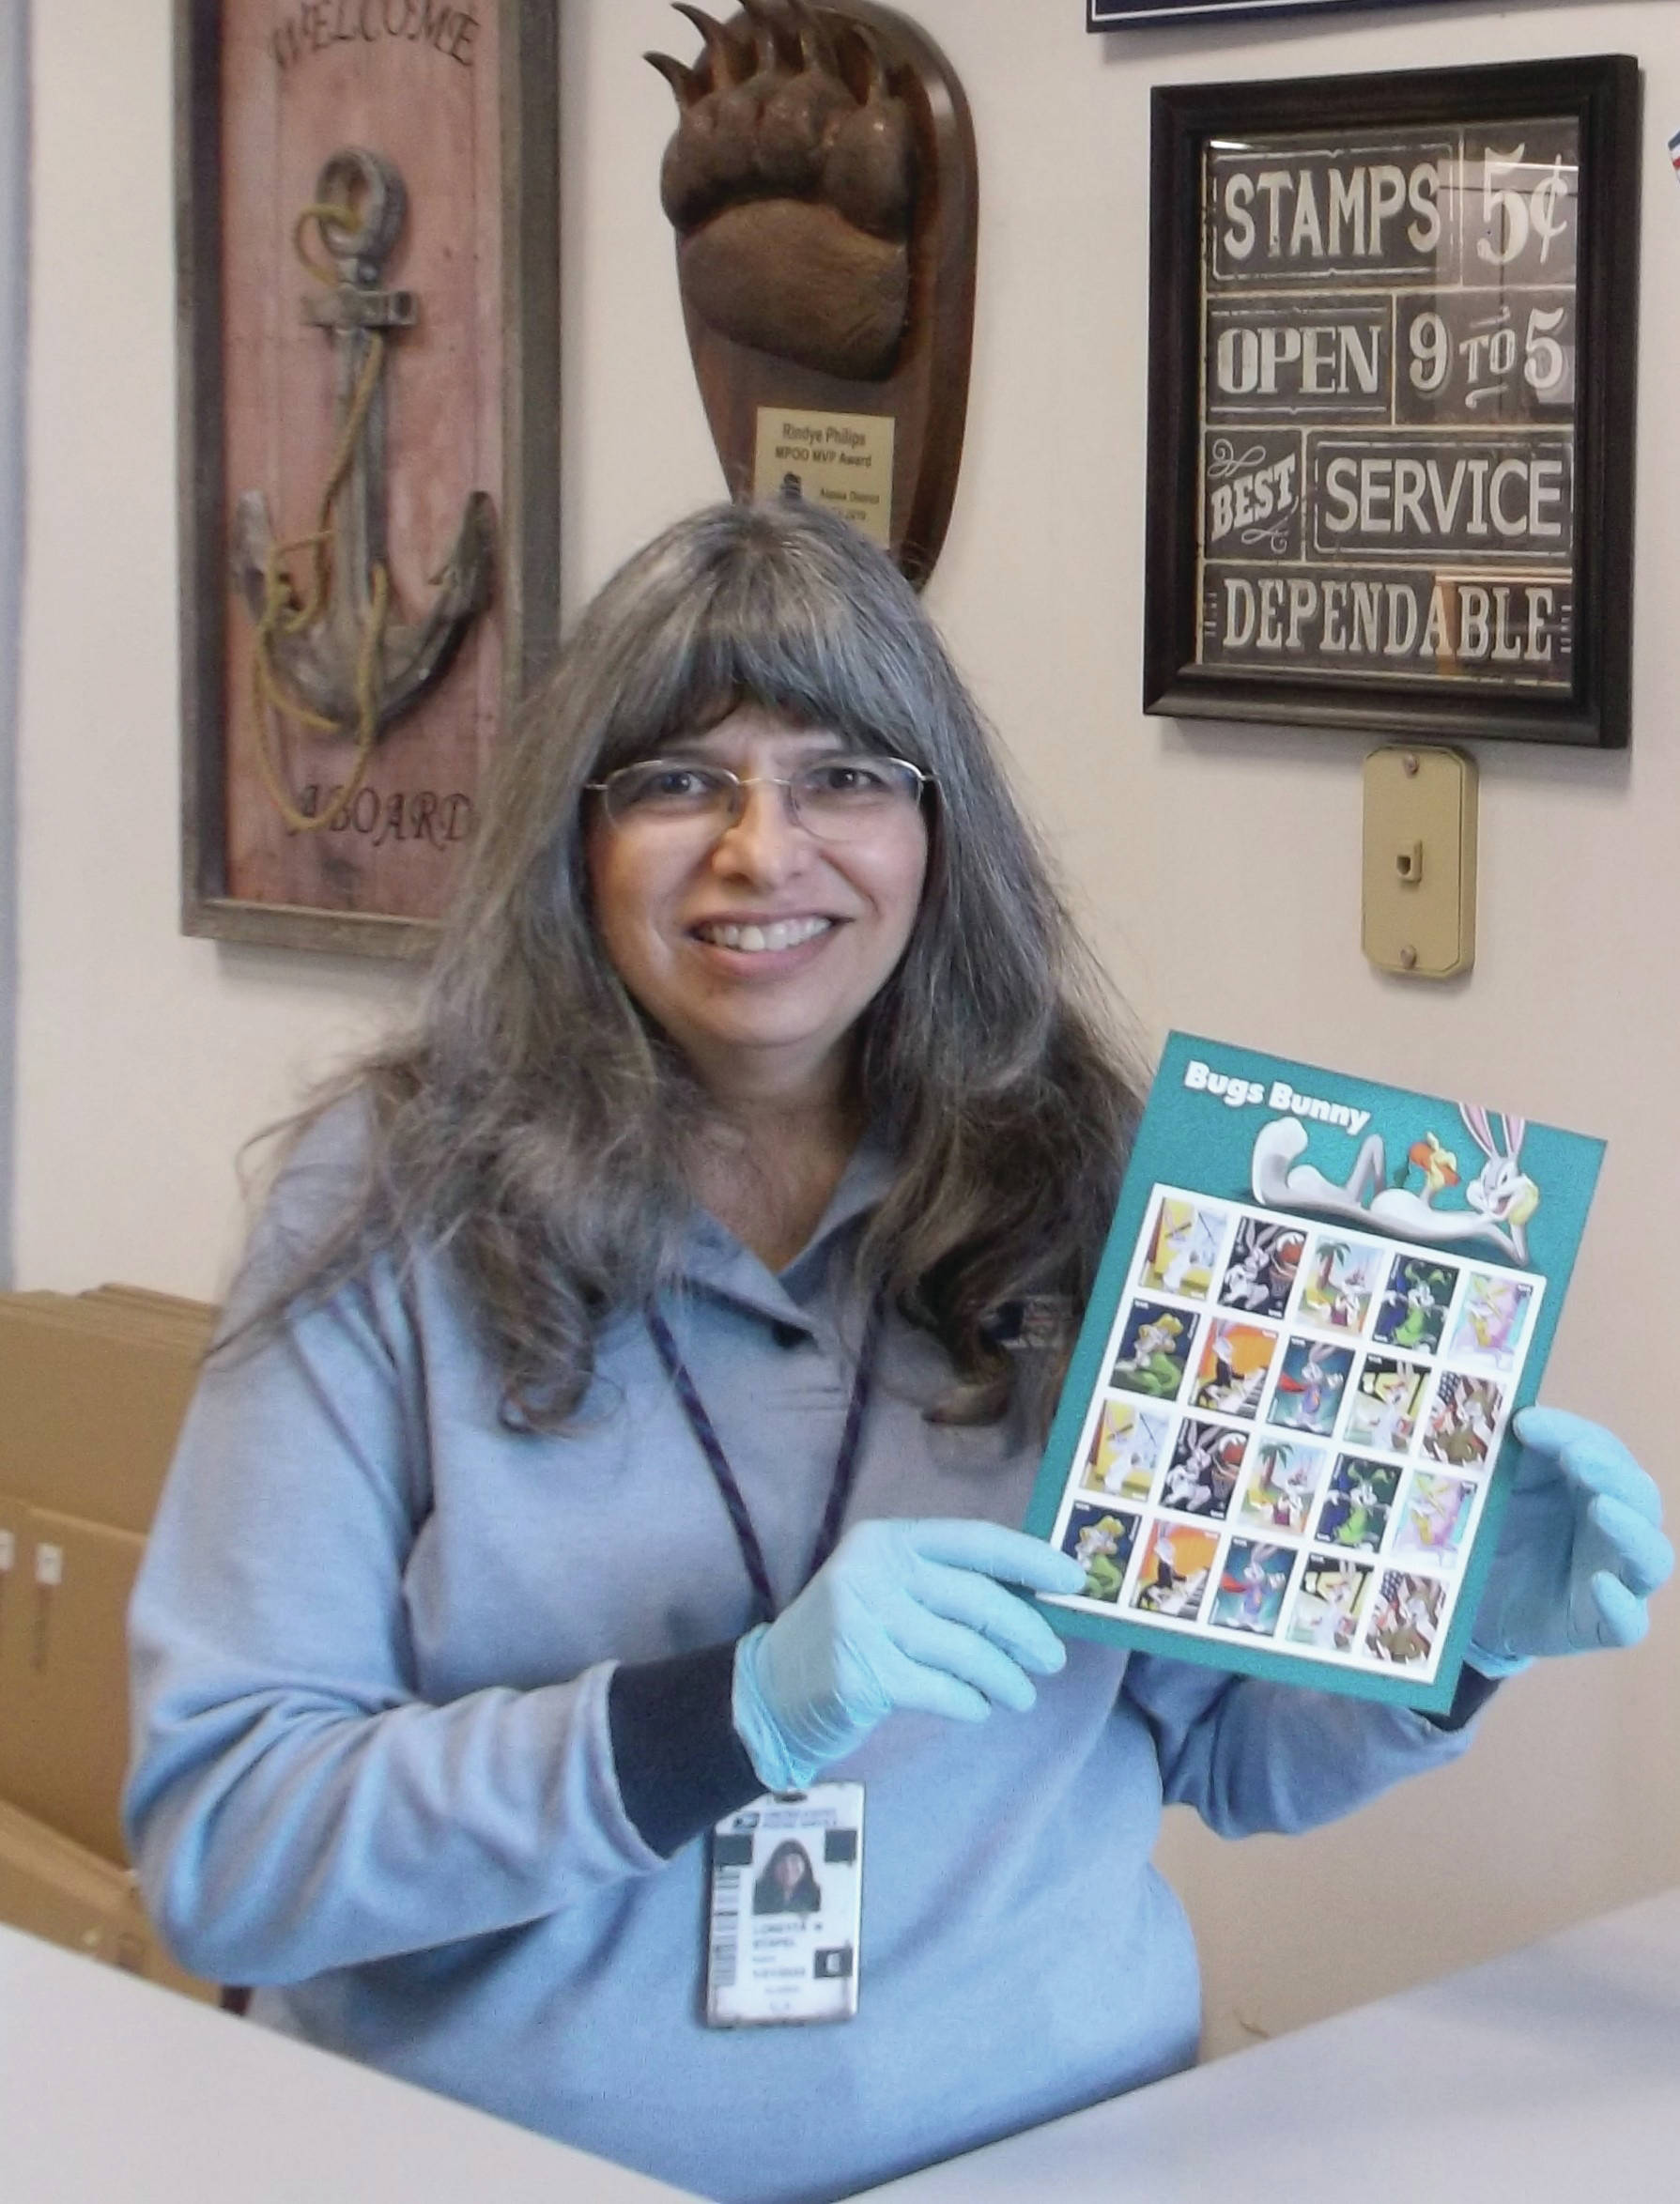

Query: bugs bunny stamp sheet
[1025,1033,1604,1712]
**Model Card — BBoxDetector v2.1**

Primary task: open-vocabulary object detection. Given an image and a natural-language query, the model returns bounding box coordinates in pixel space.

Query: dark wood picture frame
[1143,55,1639,748]
[1090,0,1443,26]
[175,0,562,957]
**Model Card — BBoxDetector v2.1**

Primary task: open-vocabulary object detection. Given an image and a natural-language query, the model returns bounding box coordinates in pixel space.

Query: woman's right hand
[731,1518,1085,1792]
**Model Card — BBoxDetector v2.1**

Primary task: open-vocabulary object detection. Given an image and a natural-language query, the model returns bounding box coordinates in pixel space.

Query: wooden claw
[644,50,703,107]
[738,0,787,73]
[846,20,886,100]
[784,0,840,75]
[671,3,740,86]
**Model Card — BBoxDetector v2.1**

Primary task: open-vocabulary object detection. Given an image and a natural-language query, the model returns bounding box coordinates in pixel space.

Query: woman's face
[774,1850,804,1892]
[586,705,929,1105]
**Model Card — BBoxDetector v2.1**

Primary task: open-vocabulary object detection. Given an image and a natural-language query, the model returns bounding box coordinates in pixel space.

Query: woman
[127,500,1669,2204]
[753,1841,823,1917]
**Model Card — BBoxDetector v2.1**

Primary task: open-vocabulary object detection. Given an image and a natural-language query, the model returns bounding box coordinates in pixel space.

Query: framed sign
[1143,56,1639,748]
[176,1,561,957]
[1091,0,1455,25]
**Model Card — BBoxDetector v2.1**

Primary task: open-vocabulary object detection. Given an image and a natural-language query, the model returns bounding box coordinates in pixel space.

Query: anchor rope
[249,199,395,836]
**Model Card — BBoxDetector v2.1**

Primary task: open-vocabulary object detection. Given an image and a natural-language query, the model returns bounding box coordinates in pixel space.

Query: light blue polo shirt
[127,1105,1475,2203]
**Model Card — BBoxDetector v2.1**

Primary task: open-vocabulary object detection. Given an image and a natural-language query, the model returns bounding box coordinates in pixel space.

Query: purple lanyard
[646,1300,884,1628]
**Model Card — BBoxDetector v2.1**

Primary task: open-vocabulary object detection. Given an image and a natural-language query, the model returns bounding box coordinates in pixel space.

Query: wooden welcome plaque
[177,1,560,956]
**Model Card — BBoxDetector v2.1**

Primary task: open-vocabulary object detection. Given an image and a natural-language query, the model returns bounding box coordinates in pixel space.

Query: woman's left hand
[1470,1407,1673,1675]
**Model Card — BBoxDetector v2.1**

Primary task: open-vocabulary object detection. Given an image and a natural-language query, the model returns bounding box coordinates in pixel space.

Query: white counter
[9,1892,1680,2203]
[860,1888,1680,2200]
[0,1920,696,2203]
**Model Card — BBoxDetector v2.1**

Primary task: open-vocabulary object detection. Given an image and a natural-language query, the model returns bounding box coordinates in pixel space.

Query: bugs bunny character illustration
[1251,1104,1539,1265]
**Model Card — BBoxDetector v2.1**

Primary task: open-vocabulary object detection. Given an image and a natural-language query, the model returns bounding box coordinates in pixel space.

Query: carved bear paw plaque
[648,0,977,585]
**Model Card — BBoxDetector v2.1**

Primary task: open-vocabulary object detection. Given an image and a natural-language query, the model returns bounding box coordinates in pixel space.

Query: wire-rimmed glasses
[587,754,933,841]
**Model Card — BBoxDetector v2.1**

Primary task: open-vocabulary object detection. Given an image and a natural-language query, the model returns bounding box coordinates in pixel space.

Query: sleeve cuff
[608,1641,763,1857]
[1421,1659,1503,1734]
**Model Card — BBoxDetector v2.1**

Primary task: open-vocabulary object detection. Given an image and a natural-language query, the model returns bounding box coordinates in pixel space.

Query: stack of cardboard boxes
[0,1286,219,2001]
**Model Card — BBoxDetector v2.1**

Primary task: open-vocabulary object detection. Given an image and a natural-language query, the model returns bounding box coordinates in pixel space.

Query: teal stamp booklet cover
[1025,1032,1604,1712]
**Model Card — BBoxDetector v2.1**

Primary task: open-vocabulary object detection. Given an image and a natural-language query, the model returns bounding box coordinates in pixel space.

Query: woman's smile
[689,914,837,955]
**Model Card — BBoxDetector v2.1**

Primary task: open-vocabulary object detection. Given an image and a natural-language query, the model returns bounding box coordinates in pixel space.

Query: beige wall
[16,0,1680,2057]
[0,1,23,1287]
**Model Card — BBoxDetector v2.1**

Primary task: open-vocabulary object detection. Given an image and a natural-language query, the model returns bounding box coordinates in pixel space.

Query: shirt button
[771,1320,809,1350]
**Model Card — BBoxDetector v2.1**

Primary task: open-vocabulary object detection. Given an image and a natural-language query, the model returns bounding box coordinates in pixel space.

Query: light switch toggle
[1362,747,1477,979]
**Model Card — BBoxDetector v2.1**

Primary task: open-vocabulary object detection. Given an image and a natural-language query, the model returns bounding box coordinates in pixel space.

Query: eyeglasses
[587,754,933,841]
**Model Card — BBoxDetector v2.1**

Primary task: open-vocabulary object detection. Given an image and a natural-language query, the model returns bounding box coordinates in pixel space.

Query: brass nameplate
[753,408,895,548]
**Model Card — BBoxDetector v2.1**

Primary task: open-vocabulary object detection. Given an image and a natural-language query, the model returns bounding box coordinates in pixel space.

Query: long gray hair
[245,498,1146,1431]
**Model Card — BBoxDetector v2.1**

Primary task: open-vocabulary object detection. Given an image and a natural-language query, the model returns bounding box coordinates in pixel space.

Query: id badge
[704,1783,864,2027]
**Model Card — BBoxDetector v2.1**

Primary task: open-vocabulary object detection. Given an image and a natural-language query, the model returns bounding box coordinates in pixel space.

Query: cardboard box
[0,1503,146,1863]
[0,1287,217,1870]
[7,1287,212,1347]
[0,1293,213,1534]
[0,1489,23,1693]
[86,1283,223,1330]
[0,1796,217,2004]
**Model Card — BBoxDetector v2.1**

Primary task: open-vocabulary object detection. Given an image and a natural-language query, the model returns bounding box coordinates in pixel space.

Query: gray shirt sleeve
[126,1150,670,1985]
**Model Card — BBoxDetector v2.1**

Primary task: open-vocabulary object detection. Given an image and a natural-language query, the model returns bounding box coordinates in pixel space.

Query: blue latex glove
[732,1518,1085,1792]
[1469,1407,1673,1676]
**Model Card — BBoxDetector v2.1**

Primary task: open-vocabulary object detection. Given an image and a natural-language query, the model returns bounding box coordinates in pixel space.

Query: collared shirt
[127,1105,1474,2204]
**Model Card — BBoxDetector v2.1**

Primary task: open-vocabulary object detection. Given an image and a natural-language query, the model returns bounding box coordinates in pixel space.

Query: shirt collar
[804,1134,898,1245]
[679,1135,898,1326]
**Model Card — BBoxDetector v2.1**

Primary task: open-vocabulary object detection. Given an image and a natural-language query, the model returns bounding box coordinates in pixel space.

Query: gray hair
[241,499,1145,1432]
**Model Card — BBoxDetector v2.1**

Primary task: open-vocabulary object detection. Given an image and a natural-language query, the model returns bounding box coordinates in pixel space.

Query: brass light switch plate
[1362,747,1477,979]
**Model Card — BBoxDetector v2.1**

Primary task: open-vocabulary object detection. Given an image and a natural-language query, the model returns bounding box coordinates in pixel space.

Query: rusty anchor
[233,147,496,832]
